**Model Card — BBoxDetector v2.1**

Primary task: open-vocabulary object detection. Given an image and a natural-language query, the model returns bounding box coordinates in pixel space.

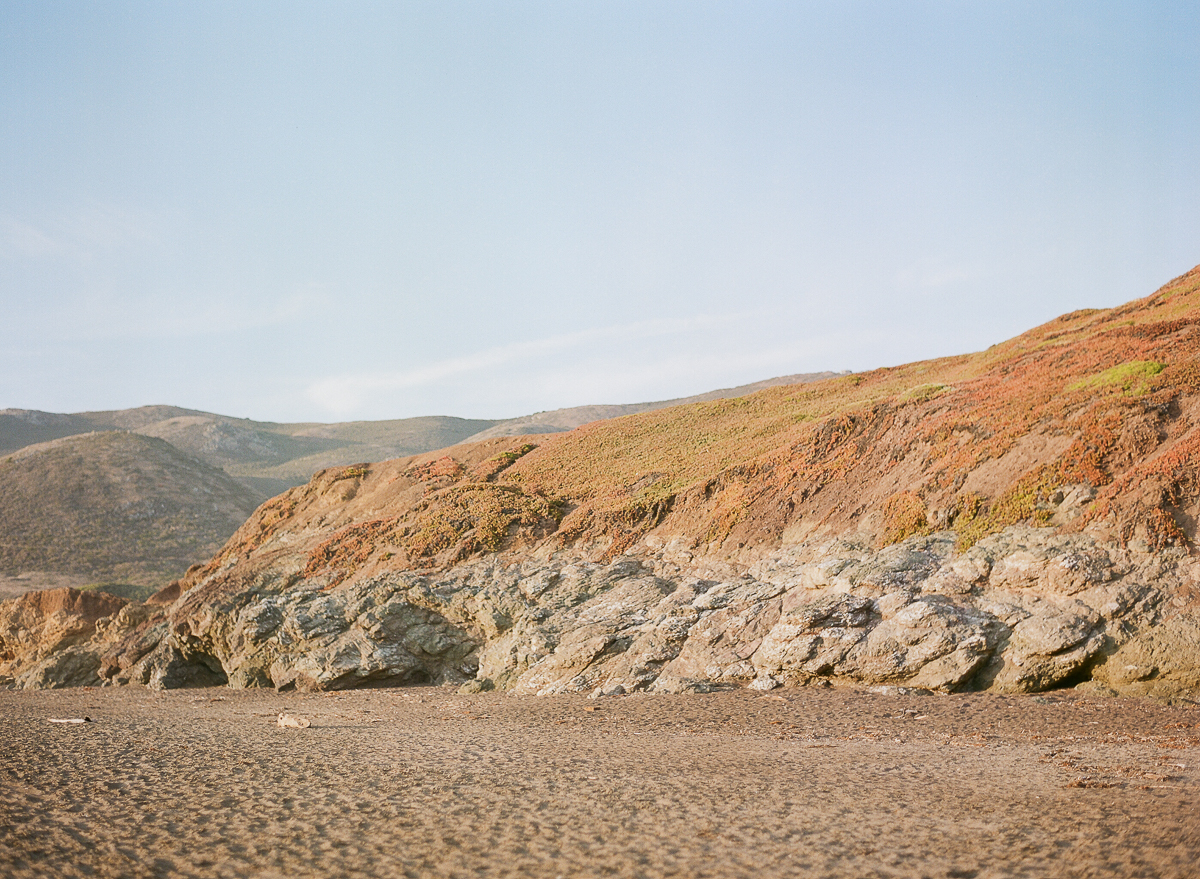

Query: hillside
[1,373,842,498]
[459,371,848,440]
[4,265,1200,698]
[0,408,497,498]
[195,265,1199,583]
[0,432,261,594]
[0,372,847,602]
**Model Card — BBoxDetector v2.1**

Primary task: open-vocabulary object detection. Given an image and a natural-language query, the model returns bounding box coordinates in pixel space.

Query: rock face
[5,526,1196,700]
[0,588,128,688]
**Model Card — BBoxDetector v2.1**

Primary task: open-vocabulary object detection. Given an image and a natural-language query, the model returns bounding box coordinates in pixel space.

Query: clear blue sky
[2,2,1197,422]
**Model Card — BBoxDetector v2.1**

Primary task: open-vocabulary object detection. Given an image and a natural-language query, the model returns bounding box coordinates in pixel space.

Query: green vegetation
[953,471,1057,550]
[407,483,561,556]
[492,443,538,467]
[901,383,951,403]
[471,443,539,481]
[12,267,1200,591]
[1067,360,1165,395]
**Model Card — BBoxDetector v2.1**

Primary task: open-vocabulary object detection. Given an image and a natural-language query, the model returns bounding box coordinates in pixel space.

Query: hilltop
[3,266,1199,698]
[0,432,261,597]
[461,371,848,440]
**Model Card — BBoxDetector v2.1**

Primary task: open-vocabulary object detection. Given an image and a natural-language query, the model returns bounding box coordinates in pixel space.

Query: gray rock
[16,646,104,689]
[146,641,228,690]
[658,598,782,685]
[6,523,1197,700]
[852,597,996,690]
[1090,612,1200,699]
[985,601,1105,692]
[752,594,874,681]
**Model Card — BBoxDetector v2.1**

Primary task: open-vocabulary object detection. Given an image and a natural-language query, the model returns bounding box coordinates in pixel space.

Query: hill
[0,408,497,498]
[0,432,262,594]
[195,265,1199,581]
[459,371,847,440]
[5,265,1200,699]
[0,372,847,602]
[0,372,843,497]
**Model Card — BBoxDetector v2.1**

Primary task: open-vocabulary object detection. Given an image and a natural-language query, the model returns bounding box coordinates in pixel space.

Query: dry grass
[195,265,1200,584]
[504,265,1200,550]
[0,432,261,586]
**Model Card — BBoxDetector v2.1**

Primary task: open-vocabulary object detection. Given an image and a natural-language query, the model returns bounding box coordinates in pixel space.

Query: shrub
[471,444,538,481]
[883,491,928,544]
[405,483,561,558]
[954,468,1058,550]
[1067,360,1165,396]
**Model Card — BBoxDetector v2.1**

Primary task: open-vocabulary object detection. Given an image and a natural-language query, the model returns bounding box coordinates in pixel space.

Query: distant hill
[0,431,262,593]
[1,372,847,497]
[133,413,499,497]
[0,408,497,498]
[461,371,849,441]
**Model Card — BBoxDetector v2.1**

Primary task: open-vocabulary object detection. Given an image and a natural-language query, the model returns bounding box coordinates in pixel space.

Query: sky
[2,2,1198,423]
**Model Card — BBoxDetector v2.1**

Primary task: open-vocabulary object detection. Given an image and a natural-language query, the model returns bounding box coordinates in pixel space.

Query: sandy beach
[1,686,1198,879]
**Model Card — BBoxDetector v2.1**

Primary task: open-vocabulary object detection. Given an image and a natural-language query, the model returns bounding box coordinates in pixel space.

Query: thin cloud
[305,313,757,415]
[21,283,333,344]
[100,287,332,340]
[0,204,165,262]
[893,257,973,293]
[0,216,59,258]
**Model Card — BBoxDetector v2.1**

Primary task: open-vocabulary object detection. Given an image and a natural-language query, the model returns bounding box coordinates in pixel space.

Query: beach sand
[1,686,1198,878]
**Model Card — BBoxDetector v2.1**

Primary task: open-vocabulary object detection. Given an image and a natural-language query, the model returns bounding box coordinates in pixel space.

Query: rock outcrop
[2,523,1196,700]
[0,588,128,688]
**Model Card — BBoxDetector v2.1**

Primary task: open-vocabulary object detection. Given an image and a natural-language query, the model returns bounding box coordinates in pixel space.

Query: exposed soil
[2,686,1198,878]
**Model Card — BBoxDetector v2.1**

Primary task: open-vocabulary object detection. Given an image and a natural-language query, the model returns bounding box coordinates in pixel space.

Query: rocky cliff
[3,266,1199,699]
